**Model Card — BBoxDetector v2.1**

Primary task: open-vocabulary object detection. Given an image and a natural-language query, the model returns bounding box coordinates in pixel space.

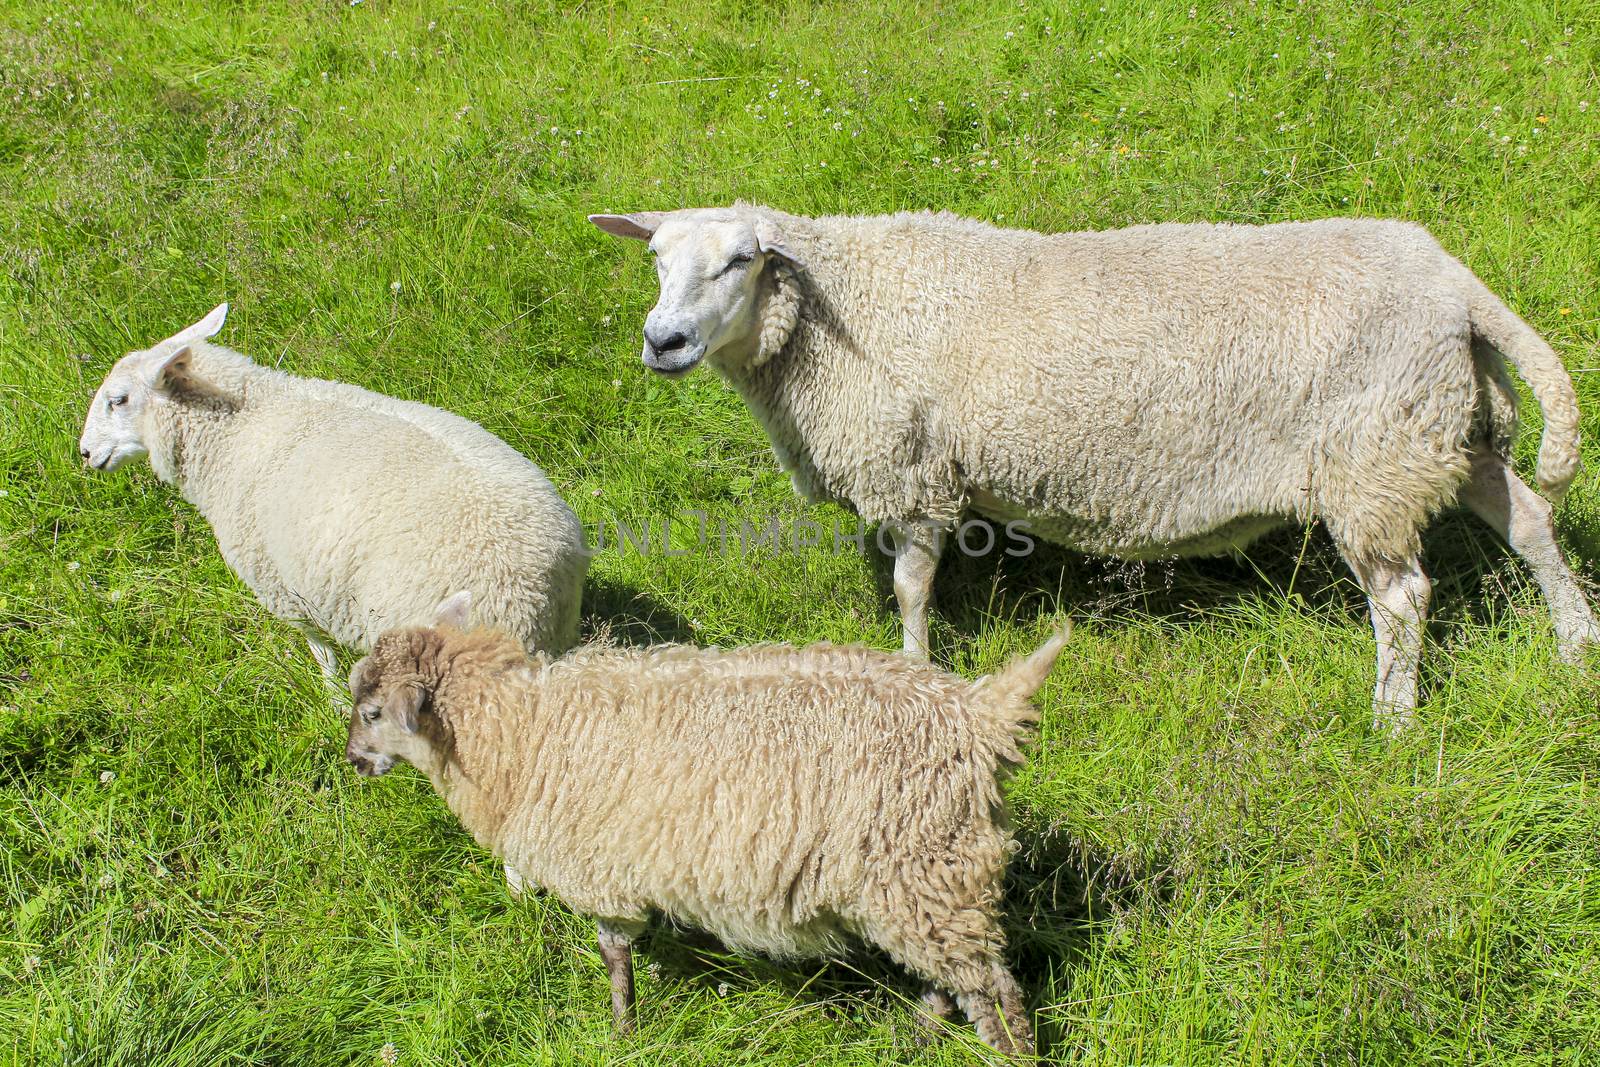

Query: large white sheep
[77,304,589,684]
[344,592,1069,1055]
[591,207,1599,728]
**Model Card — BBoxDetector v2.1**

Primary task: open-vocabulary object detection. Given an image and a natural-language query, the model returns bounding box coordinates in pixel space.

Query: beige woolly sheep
[344,592,1070,1055]
[591,207,1598,729]
[77,304,589,687]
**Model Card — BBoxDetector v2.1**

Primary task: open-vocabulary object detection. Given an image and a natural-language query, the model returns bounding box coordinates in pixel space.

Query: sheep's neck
[429,699,532,855]
[716,223,930,519]
[149,394,241,492]
[144,346,262,495]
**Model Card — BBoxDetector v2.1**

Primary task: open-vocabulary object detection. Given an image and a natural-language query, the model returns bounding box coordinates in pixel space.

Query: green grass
[4,0,1600,1062]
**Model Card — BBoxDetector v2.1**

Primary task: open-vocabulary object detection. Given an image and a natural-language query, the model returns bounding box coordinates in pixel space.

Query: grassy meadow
[5,0,1600,1062]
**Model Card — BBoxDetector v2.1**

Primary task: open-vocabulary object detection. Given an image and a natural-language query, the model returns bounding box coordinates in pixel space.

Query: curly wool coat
[347,623,1068,1036]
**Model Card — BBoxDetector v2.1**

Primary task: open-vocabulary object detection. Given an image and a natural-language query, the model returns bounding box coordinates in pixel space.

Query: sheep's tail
[1467,281,1582,502]
[973,622,1072,753]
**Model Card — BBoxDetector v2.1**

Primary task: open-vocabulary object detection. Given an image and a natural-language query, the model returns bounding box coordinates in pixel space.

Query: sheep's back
[500,643,1009,953]
[195,364,585,652]
[811,215,1479,554]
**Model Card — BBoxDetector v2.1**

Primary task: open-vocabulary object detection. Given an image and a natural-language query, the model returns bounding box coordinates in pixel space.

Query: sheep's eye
[361,706,381,724]
[721,252,755,275]
[109,395,128,409]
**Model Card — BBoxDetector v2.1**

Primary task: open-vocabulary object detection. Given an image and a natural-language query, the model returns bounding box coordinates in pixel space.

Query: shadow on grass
[865,505,1600,649]
[622,818,1146,1057]
[556,504,1600,1055]
[579,574,698,646]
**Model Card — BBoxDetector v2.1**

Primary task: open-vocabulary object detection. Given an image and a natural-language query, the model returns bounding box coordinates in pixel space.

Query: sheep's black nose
[79,448,91,461]
[645,329,687,354]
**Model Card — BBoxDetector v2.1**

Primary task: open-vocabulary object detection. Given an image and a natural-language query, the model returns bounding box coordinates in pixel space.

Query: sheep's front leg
[302,632,347,704]
[597,920,640,1035]
[914,985,959,1045]
[890,523,945,659]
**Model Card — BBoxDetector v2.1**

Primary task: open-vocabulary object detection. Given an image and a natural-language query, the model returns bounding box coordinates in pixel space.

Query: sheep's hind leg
[1460,450,1600,661]
[953,963,1034,1057]
[597,919,643,1036]
[864,900,1033,1055]
[1342,551,1431,733]
[888,522,944,659]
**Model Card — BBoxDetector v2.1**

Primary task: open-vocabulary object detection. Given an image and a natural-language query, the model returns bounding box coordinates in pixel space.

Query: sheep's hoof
[1555,636,1597,666]
[914,988,957,1047]
[1369,692,1418,735]
[980,1028,1035,1059]
[985,1023,1036,1059]
[1371,710,1416,736]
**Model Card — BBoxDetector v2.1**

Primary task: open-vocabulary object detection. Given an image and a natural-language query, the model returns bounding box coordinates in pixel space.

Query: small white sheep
[344,592,1070,1055]
[591,207,1599,729]
[77,304,589,683]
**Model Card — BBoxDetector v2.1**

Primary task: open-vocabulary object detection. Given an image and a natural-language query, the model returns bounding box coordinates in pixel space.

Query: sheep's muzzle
[346,747,392,777]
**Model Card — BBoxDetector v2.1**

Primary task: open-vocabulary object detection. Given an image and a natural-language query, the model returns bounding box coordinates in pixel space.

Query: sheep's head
[345,592,473,778]
[589,207,802,377]
[78,303,230,472]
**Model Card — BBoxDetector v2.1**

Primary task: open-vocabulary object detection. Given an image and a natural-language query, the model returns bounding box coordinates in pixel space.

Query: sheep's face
[345,592,472,779]
[590,209,796,377]
[79,354,158,472]
[78,303,229,471]
[345,635,445,778]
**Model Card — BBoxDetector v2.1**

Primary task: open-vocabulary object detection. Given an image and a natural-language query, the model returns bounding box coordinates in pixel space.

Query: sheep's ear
[347,655,373,704]
[159,302,229,348]
[589,213,665,241]
[387,684,427,734]
[434,590,472,628]
[146,345,206,396]
[755,219,803,270]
